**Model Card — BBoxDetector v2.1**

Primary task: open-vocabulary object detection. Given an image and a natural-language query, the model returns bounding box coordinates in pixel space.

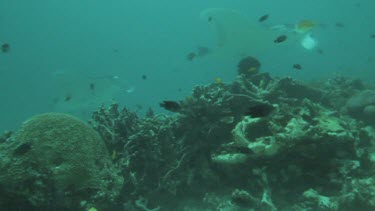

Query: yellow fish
[247,67,258,74]
[185,95,194,103]
[214,77,223,84]
[295,20,316,34]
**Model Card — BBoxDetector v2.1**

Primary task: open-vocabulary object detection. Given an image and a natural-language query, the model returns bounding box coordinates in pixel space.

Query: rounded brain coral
[0,113,123,209]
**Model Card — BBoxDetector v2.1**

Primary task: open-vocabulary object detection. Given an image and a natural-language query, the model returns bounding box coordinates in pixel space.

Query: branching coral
[90,103,139,152]
[3,70,375,210]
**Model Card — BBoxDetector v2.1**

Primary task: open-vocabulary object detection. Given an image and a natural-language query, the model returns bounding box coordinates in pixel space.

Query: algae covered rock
[0,113,123,210]
[345,90,375,123]
[346,90,375,113]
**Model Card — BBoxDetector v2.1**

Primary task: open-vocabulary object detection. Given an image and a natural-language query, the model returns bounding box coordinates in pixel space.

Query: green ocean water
[1,1,375,211]
[1,0,374,131]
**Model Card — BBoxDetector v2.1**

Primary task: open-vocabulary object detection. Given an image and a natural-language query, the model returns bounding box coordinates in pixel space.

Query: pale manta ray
[199,8,318,59]
[50,70,135,118]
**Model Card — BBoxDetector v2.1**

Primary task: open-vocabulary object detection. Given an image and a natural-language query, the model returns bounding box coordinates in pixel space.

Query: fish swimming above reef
[88,75,135,93]
[89,83,95,91]
[274,35,287,43]
[64,94,72,102]
[270,20,318,35]
[160,101,181,112]
[237,56,261,77]
[335,22,345,28]
[186,52,197,61]
[1,43,10,53]
[271,19,319,50]
[244,103,275,118]
[293,64,302,70]
[294,20,317,34]
[258,14,269,22]
[214,77,223,84]
[186,46,211,61]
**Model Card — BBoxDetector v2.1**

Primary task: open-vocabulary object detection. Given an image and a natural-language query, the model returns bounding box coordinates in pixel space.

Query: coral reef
[0,130,12,143]
[91,104,185,208]
[0,113,123,210]
[345,90,375,124]
[90,103,140,153]
[1,72,375,211]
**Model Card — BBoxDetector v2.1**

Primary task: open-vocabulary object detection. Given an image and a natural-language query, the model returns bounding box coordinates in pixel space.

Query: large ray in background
[200,8,315,59]
[51,71,134,118]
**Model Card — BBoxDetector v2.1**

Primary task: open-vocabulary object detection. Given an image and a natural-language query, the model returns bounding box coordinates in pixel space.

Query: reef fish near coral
[160,101,182,112]
[1,43,10,53]
[244,103,275,118]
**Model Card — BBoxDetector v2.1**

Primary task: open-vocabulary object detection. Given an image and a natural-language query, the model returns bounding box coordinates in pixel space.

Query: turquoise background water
[1,0,374,131]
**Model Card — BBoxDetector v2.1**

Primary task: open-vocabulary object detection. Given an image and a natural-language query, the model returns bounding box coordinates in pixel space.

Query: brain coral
[0,113,123,209]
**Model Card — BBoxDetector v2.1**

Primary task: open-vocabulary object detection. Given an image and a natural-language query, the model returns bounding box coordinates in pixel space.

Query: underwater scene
[1,0,375,210]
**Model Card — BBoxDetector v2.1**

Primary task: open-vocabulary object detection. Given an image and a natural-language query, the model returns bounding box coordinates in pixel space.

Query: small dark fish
[160,101,181,112]
[208,16,213,22]
[274,35,287,43]
[186,52,196,61]
[136,104,143,110]
[178,88,182,92]
[89,83,95,90]
[258,14,269,22]
[1,43,10,53]
[317,49,324,54]
[335,22,344,28]
[244,103,274,118]
[197,46,211,57]
[65,95,72,102]
[293,64,302,70]
[370,34,375,38]
[237,56,261,76]
[142,75,147,80]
